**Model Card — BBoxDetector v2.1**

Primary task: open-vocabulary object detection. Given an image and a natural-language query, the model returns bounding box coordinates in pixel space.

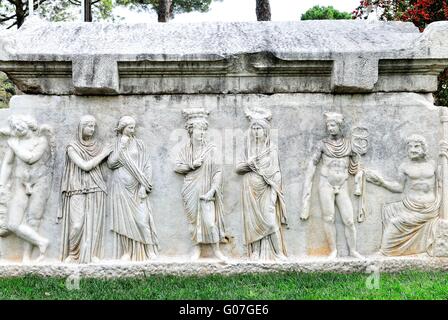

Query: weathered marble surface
[0,19,447,95]
[0,20,448,273]
[0,92,441,262]
[0,256,446,278]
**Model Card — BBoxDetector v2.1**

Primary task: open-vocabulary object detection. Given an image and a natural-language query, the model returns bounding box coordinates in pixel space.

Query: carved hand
[439,140,448,158]
[300,209,310,221]
[102,144,114,158]
[138,185,148,199]
[200,189,215,201]
[193,158,203,169]
[0,186,9,204]
[0,128,11,136]
[365,169,383,186]
[7,138,18,151]
[300,192,311,221]
[247,156,257,166]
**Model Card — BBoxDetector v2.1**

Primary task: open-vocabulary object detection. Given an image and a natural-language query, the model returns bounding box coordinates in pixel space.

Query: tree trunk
[256,0,271,21]
[84,0,92,22]
[158,0,172,22]
[15,0,25,28]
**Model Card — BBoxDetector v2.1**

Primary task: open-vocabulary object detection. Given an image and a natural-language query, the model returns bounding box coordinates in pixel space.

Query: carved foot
[327,250,338,259]
[190,246,201,261]
[349,250,365,259]
[32,238,49,263]
[120,253,131,262]
[277,253,288,262]
[22,255,31,265]
[38,238,49,255]
[214,250,228,263]
[35,253,46,263]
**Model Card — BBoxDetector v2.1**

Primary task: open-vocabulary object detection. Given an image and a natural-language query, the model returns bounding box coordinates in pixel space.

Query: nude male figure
[0,115,53,262]
[301,112,364,259]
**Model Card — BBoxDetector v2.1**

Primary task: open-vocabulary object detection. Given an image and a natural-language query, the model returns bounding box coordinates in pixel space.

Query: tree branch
[0,13,17,22]
[6,20,17,29]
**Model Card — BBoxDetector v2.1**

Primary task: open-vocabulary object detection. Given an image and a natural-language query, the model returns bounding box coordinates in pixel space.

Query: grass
[0,271,446,300]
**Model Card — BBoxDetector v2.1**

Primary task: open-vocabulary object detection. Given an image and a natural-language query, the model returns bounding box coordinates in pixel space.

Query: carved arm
[0,148,14,187]
[300,159,317,220]
[365,168,405,193]
[68,146,109,172]
[174,161,192,174]
[8,137,47,165]
[235,160,252,174]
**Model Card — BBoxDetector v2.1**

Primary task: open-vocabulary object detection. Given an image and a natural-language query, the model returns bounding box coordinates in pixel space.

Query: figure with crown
[174,108,227,262]
[300,112,366,259]
[236,107,288,261]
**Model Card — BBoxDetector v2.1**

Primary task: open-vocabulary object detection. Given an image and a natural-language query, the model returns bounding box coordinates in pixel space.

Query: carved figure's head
[79,115,97,139]
[324,112,344,136]
[245,107,272,140]
[406,134,427,160]
[116,116,136,138]
[182,108,209,143]
[8,115,38,138]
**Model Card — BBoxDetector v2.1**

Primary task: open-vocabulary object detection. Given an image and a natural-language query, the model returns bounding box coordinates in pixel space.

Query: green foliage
[436,68,448,107]
[0,0,117,28]
[354,1,448,106]
[114,0,214,14]
[0,72,14,109]
[301,5,353,20]
[0,0,216,28]
[0,271,447,299]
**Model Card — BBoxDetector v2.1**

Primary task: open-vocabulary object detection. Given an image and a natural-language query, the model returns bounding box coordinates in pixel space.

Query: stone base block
[432,220,448,257]
[0,256,447,278]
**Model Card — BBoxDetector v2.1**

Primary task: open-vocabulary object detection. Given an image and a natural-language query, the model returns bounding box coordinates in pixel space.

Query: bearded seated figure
[366,134,445,256]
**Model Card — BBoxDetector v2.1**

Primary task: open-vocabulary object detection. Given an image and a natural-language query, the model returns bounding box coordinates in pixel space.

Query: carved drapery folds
[236,107,287,261]
[174,108,227,262]
[1,106,448,263]
[108,116,159,261]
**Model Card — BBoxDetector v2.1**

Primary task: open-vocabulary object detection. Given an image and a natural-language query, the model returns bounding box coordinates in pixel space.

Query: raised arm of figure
[174,160,192,174]
[107,148,122,169]
[235,160,252,174]
[0,148,14,187]
[365,165,406,193]
[68,146,110,172]
[8,137,47,165]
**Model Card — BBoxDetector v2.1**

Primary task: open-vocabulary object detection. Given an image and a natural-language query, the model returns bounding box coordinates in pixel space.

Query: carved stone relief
[0,115,54,262]
[236,107,288,261]
[174,108,227,262]
[108,116,159,261]
[300,112,366,259]
[58,115,111,263]
[0,104,447,264]
[365,134,442,256]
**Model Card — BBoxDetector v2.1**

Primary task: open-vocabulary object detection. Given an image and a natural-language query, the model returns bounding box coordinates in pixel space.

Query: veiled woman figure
[236,107,288,260]
[59,115,111,263]
[108,116,159,261]
[174,108,227,261]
